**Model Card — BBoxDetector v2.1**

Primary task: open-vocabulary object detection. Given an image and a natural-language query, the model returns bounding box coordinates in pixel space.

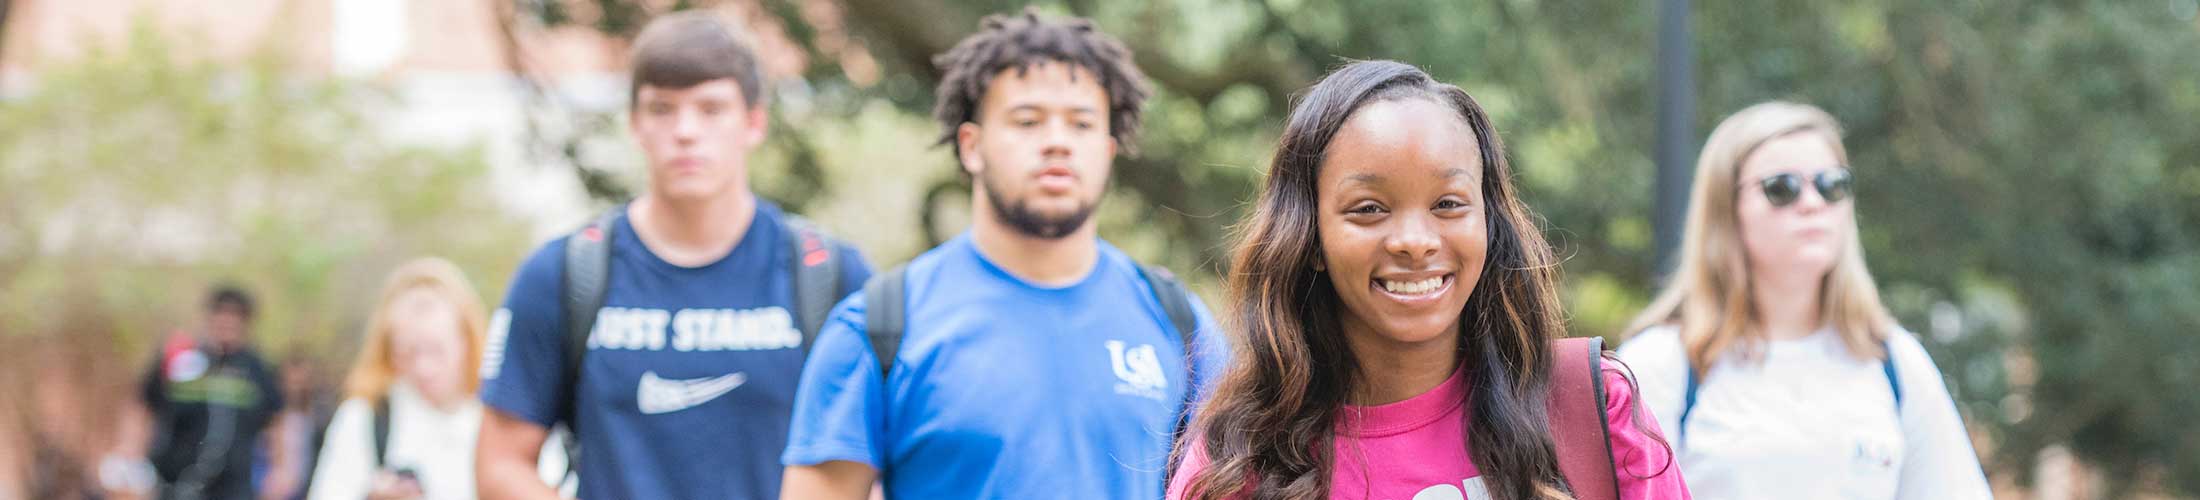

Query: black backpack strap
[852,265,908,482]
[560,208,618,411]
[371,395,392,468]
[1136,264,1203,484]
[1136,265,1200,353]
[557,206,620,475]
[862,267,909,378]
[781,215,843,352]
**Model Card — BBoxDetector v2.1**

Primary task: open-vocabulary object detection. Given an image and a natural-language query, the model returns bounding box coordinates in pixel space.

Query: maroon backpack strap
[1547,336,1620,500]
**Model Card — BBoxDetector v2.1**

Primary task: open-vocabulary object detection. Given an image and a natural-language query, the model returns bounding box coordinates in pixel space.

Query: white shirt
[1616,326,1991,500]
[308,383,567,500]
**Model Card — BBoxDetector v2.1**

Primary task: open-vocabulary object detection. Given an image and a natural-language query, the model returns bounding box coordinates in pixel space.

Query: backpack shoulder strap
[371,395,392,468]
[1679,338,1903,440]
[780,214,843,353]
[556,206,619,474]
[1883,339,1903,410]
[861,266,909,379]
[1678,342,1702,446]
[1547,336,1620,500]
[1135,265,1199,353]
[1133,264,1200,427]
[559,207,619,420]
[1135,264,1204,485]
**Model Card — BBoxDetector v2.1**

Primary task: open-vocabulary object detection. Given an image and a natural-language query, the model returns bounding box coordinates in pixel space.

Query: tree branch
[1062,1,1310,106]
[0,0,13,71]
[498,0,632,203]
[836,0,978,83]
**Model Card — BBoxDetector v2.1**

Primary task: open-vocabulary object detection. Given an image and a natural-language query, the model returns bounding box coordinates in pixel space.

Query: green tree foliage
[0,23,532,361]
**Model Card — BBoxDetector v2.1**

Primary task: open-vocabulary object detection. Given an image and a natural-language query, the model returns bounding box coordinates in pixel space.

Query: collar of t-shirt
[618,200,785,272]
[957,233,1108,293]
[1771,326,1842,352]
[1336,364,1470,438]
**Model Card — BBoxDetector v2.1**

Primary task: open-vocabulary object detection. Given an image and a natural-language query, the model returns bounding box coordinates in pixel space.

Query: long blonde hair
[343,257,488,402]
[1624,101,1895,377]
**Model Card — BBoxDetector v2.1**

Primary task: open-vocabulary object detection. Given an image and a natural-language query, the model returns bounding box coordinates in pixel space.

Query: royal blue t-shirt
[782,234,1229,499]
[480,201,870,500]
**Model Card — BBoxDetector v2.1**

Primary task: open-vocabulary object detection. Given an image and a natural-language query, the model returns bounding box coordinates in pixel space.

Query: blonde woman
[309,258,562,500]
[1616,101,1989,498]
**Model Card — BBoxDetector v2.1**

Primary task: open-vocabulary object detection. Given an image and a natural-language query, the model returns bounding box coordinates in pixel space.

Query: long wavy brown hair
[1183,60,1575,500]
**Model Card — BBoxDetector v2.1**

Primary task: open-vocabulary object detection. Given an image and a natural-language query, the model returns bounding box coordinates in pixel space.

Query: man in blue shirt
[779,9,1227,499]
[474,11,871,500]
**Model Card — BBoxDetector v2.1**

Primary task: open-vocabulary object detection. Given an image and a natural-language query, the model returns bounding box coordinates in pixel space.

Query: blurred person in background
[141,285,288,500]
[1615,101,1990,499]
[254,354,329,500]
[311,257,563,500]
[9,338,117,500]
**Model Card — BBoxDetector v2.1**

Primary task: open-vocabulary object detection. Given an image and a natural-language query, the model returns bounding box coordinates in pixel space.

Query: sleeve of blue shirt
[1184,294,1231,415]
[783,293,890,469]
[478,238,571,428]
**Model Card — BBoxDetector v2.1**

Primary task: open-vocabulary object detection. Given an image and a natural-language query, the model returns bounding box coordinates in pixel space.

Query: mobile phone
[391,467,419,483]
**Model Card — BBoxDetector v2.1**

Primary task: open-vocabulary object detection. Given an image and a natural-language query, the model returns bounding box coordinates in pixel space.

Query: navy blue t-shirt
[782,234,1229,499]
[480,201,870,500]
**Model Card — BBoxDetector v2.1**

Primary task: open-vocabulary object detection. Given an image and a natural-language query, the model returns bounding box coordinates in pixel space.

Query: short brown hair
[207,284,254,319]
[931,8,1151,165]
[628,11,766,108]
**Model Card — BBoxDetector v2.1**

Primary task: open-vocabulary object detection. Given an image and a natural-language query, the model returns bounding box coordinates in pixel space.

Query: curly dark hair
[931,8,1152,167]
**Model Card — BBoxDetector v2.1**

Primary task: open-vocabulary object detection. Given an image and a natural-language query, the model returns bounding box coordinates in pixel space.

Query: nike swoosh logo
[636,371,746,415]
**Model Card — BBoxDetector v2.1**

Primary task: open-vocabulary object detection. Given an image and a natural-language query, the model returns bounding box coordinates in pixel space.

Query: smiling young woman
[1168,60,1687,500]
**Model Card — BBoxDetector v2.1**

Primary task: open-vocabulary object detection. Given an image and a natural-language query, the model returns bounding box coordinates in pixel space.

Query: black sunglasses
[1749,169,1853,208]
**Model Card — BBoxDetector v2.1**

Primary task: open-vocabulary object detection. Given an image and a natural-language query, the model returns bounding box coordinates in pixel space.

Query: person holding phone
[310,258,562,500]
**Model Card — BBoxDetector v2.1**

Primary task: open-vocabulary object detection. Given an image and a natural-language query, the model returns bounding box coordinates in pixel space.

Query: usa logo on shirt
[1851,433,1901,471]
[1105,340,1168,401]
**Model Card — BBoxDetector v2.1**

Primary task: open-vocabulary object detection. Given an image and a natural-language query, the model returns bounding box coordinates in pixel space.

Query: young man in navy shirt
[779,9,1227,499]
[474,11,870,500]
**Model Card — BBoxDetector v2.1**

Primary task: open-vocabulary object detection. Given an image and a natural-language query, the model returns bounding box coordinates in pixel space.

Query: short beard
[981,167,1101,240]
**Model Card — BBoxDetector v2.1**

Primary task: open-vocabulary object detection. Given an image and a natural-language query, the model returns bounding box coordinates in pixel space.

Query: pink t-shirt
[1168,365,1689,500]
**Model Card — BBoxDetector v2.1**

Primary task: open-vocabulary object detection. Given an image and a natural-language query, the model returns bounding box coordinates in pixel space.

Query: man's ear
[957,122,985,177]
[741,104,770,149]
